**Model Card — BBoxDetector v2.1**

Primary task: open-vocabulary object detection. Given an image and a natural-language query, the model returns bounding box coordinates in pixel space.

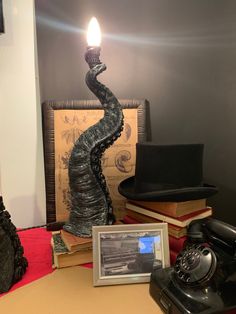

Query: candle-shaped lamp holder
[63,18,124,237]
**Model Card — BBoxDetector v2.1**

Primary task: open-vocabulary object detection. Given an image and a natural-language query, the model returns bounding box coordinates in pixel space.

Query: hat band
[134,181,200,193]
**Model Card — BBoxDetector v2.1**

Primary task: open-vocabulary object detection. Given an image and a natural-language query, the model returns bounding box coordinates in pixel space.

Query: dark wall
[35,0,236,225]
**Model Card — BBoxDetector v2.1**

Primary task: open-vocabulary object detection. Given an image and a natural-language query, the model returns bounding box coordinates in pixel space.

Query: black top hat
[118,143,218,202]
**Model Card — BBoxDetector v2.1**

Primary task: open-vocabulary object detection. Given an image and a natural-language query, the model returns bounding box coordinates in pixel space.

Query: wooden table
[0,266,163,314]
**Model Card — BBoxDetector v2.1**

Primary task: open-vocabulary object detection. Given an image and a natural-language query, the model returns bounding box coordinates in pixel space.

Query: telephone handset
[150,218,236,314]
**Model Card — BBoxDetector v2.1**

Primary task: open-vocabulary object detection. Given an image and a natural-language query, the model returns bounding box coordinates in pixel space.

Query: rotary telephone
[150,218,236,314]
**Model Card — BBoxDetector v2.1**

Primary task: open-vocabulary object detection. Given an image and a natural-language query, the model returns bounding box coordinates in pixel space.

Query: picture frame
[42,99,150,226]
[92,223,170,286]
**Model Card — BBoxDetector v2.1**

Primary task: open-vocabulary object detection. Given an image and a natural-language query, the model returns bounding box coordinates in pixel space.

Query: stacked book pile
[122,198,212,265]
[51,230,93,268]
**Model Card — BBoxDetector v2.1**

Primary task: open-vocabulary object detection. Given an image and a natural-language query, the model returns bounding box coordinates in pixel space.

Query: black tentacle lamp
[63,17,124,237]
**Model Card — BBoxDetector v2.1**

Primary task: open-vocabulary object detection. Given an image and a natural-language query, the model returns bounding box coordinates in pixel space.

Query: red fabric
[0,228,92,297]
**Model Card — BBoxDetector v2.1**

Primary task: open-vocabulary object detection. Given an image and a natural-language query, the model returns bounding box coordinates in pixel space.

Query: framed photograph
[92,223,170,286]
[42,99,150,226]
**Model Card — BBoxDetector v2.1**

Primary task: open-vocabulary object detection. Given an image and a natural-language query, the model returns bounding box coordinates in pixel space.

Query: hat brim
[118,176,218,202]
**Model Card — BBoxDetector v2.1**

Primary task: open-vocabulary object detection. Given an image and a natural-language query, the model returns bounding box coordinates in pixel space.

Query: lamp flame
[87,17,101,47]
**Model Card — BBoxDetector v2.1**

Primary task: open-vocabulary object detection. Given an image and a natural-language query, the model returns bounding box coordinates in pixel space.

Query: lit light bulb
[87,17,101,47]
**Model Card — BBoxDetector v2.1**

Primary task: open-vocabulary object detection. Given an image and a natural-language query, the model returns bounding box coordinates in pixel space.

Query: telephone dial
[150,218,236,314]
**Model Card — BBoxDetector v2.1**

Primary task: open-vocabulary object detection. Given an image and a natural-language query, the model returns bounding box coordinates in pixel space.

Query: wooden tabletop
[0,266,163,314]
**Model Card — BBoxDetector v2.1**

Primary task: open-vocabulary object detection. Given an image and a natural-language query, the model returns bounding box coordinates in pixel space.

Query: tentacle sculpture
[63,47,124,237]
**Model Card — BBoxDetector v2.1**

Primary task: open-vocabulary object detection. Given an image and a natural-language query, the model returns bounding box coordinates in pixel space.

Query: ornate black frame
[42,99,150,225]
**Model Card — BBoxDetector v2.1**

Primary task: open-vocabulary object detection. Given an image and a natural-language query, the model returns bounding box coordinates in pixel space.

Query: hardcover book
[167,225,187,239]
[51,233,93,268]
[125,209,160,224]
[60,229,92,252]
[123,215,141,224]
[128,199,207,218]
[123,212,187,238]
[123,215,187,251]
[168,235,187,252]
[126,203,212,228]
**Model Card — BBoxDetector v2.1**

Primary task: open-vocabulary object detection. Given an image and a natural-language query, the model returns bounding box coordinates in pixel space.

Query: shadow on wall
[208,183,236,226]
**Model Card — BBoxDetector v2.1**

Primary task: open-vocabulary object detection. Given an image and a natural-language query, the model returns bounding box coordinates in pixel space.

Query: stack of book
[51,230,93,268]
[122,198,212,265]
